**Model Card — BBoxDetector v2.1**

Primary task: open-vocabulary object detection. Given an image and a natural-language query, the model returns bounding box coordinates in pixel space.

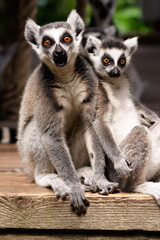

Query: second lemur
[84,35,160,206]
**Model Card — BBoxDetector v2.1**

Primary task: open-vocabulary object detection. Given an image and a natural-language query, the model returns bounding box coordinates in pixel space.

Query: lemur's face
[86,36,138,79]
[97,44,128,78]
[39,23,76,67]
[25,10,84,68]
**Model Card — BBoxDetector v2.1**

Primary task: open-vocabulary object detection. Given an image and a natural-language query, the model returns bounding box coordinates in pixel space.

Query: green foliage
[37,0,76,25]
[85,4,92,26]
[36,0,152,35]
[113,0,152,34]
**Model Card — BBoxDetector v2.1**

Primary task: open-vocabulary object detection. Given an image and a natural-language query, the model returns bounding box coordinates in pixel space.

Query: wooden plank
[0,144,22,171]
[0,144,18,152]
[0,172,160,231]
[0,144,160,232]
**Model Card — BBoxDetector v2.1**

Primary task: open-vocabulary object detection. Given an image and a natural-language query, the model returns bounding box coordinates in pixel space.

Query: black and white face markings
[24,10,84,68]
[101,52,126,78]
[97,39,128,78]
[40,26,73,67]
[85,35,138,79]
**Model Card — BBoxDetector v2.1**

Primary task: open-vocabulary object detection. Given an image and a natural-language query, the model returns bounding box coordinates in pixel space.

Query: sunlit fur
[18,10,103,215]
[85,36,160,206]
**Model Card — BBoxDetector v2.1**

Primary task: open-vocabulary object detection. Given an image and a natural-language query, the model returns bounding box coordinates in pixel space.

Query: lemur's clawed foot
[77,167,119,194]
[92,178,119,195]
[35,174,70,201]
[69,183,89,215]
[48,175,70,200]
[114,156,132,178]
[77,166,93,187]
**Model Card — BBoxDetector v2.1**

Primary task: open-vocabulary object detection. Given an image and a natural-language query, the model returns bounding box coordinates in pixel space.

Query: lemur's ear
[124,37,138,55]
[24,19,40,50]
[67,10,85,40]
[86,35,102,56]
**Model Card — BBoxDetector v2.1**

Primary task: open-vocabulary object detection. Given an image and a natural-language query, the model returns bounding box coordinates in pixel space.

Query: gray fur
[85,126,119,194]
[135,101,160,127]
[18,10,102,215]
[40,22,71,35]
[85,35,160,206]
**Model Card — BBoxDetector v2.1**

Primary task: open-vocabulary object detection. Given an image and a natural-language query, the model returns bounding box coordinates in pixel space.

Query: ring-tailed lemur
[89,0,117,29]
[17,10,119,215]
[83,35,160,205]
[80,0,143,100]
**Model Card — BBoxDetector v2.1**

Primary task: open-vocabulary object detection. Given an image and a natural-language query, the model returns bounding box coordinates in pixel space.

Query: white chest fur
[55,76,87,131]
[103,77,140,145]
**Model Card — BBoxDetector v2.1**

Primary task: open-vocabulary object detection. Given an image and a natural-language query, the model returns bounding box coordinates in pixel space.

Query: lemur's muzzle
[53,44,67,67]
[108,67,120,78]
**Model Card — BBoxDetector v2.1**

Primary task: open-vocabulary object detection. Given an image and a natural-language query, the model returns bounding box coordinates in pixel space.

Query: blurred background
[0,0,160,143]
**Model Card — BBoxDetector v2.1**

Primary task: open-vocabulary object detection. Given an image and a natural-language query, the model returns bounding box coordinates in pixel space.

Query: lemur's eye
[63,36,71,43]
[43,39,52,47]
[103,58,110,64]
[120,59,125,65]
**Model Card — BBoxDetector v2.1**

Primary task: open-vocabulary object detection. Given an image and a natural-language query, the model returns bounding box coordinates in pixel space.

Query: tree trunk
[76,0,87,22]
[0,0,37,123]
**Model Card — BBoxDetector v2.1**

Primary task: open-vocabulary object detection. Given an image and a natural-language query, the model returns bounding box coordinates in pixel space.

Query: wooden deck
[0,144,160,239]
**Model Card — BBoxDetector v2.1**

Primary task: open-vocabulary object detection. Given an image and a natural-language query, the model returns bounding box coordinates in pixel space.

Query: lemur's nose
[54,45,65,56]
[109,67,120,78]
[55,49,64,56]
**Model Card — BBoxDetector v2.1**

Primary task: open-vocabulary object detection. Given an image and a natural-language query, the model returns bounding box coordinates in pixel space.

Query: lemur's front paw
[77,166,93,186]
[50,176,70,200]
[114,156,132,178]
[69,183,89,215]
[92,178,119,195]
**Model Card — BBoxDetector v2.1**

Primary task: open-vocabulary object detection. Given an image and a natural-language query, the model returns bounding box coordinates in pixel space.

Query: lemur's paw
[69,183,89,215]
[114,157,132,178]
[50,176,69,200]
[77,166,93,187]
[92,178,119,195]
[98,181,119,195]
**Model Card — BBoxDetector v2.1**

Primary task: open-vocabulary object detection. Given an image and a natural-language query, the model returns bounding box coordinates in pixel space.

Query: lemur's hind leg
[118,125,151,190]
[135,121,160,206]
[34,153,70,200]
[22,122,70,200]
[145,121,160,181]
[118,125,160,206]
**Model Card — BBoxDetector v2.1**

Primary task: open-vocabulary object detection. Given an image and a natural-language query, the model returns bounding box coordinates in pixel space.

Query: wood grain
[0,144,22,171]
[0,145,160,232]
[0,171,160,231]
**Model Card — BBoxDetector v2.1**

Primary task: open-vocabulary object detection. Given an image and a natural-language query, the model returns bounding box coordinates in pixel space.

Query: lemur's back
[18,66,39,138]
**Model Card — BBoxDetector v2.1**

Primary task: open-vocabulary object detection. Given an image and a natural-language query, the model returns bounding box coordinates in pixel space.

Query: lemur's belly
[110,104,140,146]
[54,77,89,167]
